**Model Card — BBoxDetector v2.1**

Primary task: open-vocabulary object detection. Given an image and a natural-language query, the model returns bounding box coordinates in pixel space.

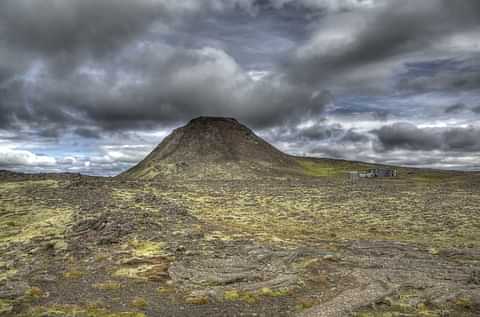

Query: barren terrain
[1,160,479,317]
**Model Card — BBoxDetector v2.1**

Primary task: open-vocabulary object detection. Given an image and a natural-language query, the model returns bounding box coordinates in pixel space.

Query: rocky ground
[0,163,479,316]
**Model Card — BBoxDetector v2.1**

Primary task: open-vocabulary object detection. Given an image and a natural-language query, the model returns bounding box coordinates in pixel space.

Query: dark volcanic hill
[122,117,301,180]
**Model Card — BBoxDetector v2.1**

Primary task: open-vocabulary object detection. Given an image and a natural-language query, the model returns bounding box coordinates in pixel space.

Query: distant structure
[359,168,398,178]
[348,168,398,181]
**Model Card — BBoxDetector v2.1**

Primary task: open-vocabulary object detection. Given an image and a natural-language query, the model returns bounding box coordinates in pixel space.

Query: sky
[1,0,480,175]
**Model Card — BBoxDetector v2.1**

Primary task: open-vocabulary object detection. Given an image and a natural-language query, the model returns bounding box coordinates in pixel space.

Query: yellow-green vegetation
[185,294,210,305]
[127,164,162,180]
[0,268,17,282]
[298,158,376,177]
[1,159,479,316]
[223,290,241,301]
[298,159,351,177]
[23,305,146,317]
[126,239,166,258]
[129,297,148,309]
[3,207,72,243]
[0,299,13,314]
[127,168,480,248]
[295,297,317,310]
[113,265,155,279]
[0,180,58,191]
[412,172,453,183]
[0,179,71,249]
[113,239,169,280]
[93,281,123,291]
[455,297,475,310]
[63,269,83,279]
[223,288,288,303]
[157,286,175,294]
[260,287,290,297]
[25,287,44,299]
[354,291,477,316]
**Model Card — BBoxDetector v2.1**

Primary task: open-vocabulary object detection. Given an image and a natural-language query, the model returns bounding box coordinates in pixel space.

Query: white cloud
[99,145,153,164]
[0,147,56,167]
[247,70,270,81]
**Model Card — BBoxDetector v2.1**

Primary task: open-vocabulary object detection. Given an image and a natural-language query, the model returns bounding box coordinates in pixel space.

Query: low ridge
[122,117,300,180]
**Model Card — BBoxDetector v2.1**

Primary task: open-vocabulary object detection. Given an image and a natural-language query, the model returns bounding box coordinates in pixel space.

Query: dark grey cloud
[0,42,330,133]
[283,0,480,92]
[1,0,478,135]
[341,130,369,143]
[397,57,480,93]
[1,1,151,50]
[373,123,443,151]
[373,123,480,152]
[74,128,101,139]
[445,103,469,114]
[38,128,61,139]
[261,120,371,154]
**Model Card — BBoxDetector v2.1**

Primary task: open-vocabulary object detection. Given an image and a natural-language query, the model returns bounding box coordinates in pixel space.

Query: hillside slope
[122,117,301,180]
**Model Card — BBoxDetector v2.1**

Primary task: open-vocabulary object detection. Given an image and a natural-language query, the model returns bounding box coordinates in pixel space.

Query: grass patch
[354,290,478,317]
[185,293,209,305]
[0,268,17,282]
[112,265,155,280]
[25,287,44,299]
[93,281,122,291]
[0,299,13,314]
[127,239,166,258]
[129,298,148,309]
[260,287,290,297]
[63,270,83,279]
[297,159,344,177]
[145,174,480,248]
[223,288,288,303]
[24,305,146,317]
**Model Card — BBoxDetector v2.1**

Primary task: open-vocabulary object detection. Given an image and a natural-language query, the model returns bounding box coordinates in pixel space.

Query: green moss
[93,281,122,291]
[24,305,146,317]
[0,207,72,246]
[112,239,169,280]
[296,297,316,310]
[0,268,17,282]
[185,294,209,305]
[455,297,474,310]
[413,173,451,184]
[224,290,240,301]
[130,298,147,309]
[223,290,258,303]
[157,286,175,295]
[296,158,376,177]
[260,287,289,297]
[112,265,154,280]
[0,180,58,192]
[0,299,13,314]
[147,173,480,248]
[25,287,44,299]
[63,270,83,279]
[128,239,166,258]
[297,160,343,177]
[354,290,475,316]
[223,288,288,303]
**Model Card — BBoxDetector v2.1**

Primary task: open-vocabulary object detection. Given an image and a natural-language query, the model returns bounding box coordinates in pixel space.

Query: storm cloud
[0,0,479,174]
[284,0,480,92]
[374,123,480,152]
